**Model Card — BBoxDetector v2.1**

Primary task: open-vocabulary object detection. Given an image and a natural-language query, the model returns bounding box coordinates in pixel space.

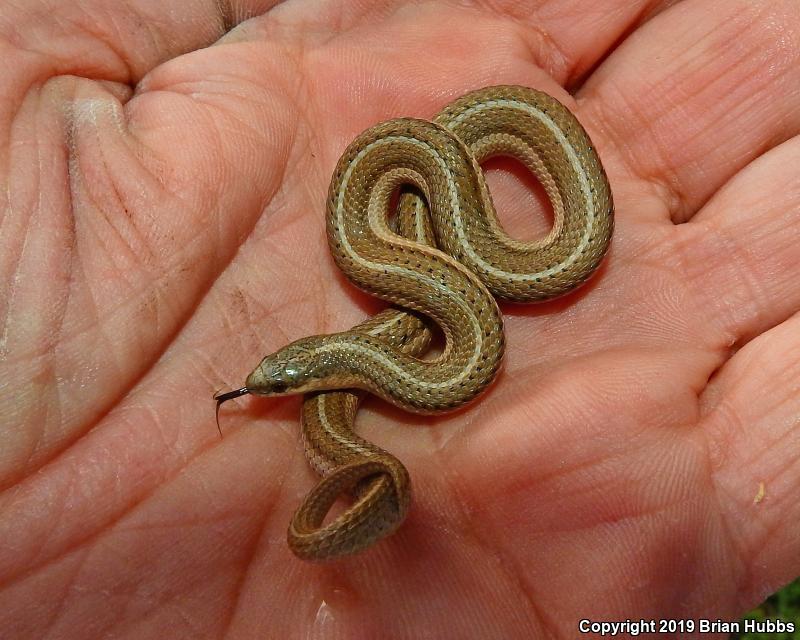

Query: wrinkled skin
[1,1,799,638]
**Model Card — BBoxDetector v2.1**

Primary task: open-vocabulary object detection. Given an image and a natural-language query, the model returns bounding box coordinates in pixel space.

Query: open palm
[2,1,799,637]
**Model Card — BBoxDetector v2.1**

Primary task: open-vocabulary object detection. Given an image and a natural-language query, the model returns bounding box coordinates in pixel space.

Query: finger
[259,0,673,87]
[0,0,274,88]
[677,135,800,347]
[699,312,800,610]
[581,0,800,223]
[0,6,293,483]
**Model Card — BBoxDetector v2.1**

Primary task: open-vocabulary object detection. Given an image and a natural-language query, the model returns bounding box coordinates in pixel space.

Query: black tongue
[214,387,250,404]
[213,387,250,437]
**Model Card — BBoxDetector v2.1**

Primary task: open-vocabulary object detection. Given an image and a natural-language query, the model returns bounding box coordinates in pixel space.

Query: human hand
[1,1,798,637]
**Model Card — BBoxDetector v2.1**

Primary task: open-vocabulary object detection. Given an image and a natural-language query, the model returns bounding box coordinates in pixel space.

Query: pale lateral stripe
[316,397,367,465]
[335,138,485,390]
[446,98,598,281]
[365,313,406,336]
[413,198,427,244]
[316,340,473,392]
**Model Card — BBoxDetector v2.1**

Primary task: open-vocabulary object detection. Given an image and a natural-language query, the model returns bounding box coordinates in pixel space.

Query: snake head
[245,338,330,396]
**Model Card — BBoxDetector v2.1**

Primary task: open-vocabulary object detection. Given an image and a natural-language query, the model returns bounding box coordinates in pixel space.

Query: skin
[1,0,799,637]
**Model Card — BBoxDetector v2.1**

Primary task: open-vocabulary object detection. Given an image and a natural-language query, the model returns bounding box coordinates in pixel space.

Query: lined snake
[215,85,613,561]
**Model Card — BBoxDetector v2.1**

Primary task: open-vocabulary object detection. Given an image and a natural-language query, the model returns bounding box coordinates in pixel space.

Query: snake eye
[271,380,288,394]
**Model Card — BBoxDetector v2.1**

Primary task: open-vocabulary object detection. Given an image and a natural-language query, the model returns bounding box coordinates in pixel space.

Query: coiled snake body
[215,86,613,561]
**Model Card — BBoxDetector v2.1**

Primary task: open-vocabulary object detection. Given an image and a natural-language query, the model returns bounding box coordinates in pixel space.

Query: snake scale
[215,85,613,561]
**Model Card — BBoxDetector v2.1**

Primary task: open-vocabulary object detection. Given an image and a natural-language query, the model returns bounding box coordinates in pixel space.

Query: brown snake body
[215,86,613,560]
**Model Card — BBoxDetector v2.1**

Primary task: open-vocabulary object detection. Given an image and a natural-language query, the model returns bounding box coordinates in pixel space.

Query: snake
[215,85,613,561]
